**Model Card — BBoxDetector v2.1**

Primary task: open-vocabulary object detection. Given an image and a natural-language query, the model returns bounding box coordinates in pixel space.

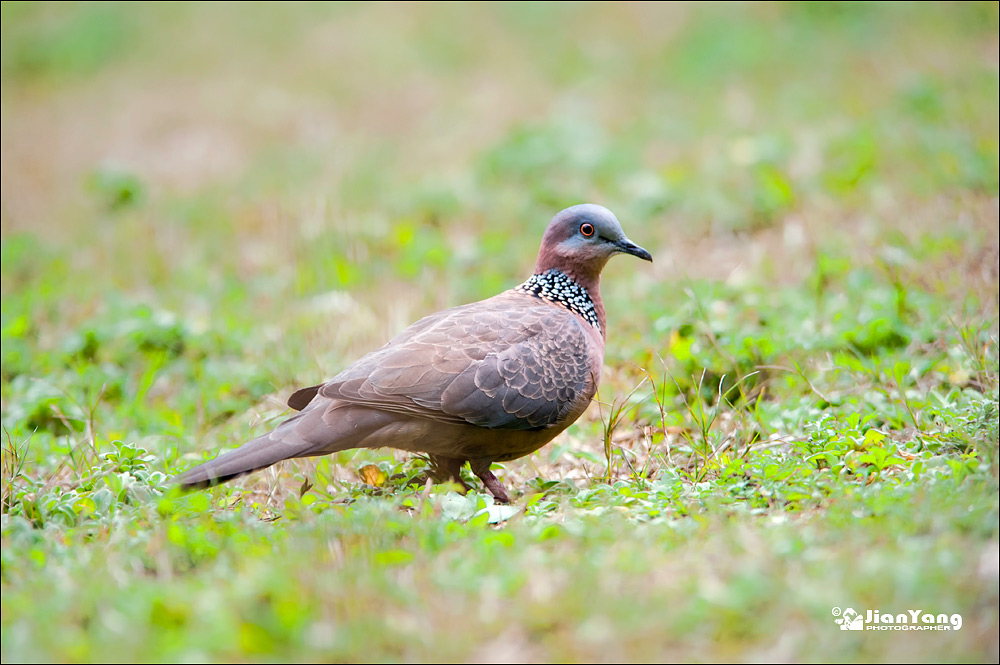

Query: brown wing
[316,297,594,430]
[288,384,321,410]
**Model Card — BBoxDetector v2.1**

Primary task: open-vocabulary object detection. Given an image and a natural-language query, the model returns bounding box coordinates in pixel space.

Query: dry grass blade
[597,376,649,484]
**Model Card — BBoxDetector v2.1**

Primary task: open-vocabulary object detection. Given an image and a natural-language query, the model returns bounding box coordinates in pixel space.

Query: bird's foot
[470,459,512,504]
[426,454,471,493]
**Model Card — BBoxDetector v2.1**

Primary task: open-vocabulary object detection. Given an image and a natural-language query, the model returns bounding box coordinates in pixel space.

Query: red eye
[580,223,595,237]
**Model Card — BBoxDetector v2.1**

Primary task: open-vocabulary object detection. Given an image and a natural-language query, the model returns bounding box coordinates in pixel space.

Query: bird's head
[535,204,651,280]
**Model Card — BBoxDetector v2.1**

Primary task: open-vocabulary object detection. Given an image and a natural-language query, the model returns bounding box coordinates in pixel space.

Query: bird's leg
[470,459,512,504]
[426,454,470,492]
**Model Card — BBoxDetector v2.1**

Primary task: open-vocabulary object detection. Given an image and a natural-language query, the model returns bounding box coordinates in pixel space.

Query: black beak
[615,238,653,262]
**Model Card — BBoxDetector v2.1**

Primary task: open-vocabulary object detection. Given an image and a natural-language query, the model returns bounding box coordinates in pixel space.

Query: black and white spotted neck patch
[515,269,600,332]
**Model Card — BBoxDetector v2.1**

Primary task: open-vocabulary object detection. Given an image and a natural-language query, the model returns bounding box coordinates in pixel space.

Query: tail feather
[174,402,392,490]
[175,415,315,490]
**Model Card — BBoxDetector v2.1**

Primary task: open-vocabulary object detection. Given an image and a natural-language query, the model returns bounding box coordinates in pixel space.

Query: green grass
[2,2,998,662]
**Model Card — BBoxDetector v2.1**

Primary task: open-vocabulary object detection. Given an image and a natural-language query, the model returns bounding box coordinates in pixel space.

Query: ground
[1,2,998,662]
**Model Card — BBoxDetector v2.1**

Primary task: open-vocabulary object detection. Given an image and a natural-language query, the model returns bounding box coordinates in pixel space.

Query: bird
[175,204,651,503]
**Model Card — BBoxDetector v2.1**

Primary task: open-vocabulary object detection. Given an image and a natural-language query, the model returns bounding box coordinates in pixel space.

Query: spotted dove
[175,204,651,502]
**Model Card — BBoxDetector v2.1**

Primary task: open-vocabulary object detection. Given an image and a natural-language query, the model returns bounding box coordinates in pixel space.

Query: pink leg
[427,454,470,492]
[470,459,512,504]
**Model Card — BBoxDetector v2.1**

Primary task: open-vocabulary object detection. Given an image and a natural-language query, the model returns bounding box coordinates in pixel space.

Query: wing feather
[315,296,593,430]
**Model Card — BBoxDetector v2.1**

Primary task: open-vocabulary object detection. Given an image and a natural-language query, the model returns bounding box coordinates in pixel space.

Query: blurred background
[2,0,998,516]
[3,1,997,437]
[3,1,997,391]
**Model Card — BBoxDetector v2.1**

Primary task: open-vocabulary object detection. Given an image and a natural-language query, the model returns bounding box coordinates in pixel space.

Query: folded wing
[314,299,593,430]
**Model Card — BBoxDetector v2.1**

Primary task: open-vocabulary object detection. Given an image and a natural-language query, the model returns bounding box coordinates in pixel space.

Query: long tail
[174,414,314,490]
